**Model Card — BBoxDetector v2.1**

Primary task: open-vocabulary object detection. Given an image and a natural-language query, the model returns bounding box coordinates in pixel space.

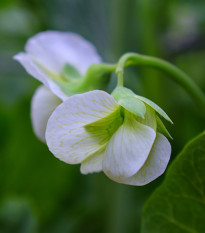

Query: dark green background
[0,0,205,232]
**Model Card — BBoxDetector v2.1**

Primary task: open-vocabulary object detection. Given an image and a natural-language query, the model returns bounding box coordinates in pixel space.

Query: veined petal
[31,85,62,142]
[121,133,171,186]
[21,31,102,75]
[14,53,68,100]
[103,112,156,182]
[46,90,120,164]
[80,149,105,174]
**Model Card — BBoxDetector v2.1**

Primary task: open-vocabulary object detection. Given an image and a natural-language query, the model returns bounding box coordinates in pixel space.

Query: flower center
[84,106,124,146]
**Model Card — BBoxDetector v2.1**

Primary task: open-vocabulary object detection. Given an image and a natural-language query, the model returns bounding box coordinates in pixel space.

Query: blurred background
[0,0,205,232]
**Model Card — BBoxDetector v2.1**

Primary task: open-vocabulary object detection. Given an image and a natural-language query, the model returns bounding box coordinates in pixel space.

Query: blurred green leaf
[0,6,37,36]
[141,131,205,233]
[0,197,37,233]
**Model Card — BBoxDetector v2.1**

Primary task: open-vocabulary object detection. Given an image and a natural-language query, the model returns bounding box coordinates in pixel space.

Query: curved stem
[116,53,205,110]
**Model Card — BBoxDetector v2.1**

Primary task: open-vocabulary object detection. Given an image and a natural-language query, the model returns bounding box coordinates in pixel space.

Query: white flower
[14,31,102,141]
[45,90,171,186]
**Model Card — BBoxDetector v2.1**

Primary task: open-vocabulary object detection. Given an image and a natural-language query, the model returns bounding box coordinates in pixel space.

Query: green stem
[116,53,205,110]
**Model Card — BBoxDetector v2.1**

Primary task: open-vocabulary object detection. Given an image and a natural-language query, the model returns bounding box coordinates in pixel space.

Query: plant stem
[116,53,205,111]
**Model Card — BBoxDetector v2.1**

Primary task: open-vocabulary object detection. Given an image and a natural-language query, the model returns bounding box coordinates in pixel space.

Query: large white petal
[121,133,171,186]
[46,90,119,164]
[14,53,68,100]
[31,85,62,142]
[80,150,105,174]
[19,31,102,75]
[103,114,156,182]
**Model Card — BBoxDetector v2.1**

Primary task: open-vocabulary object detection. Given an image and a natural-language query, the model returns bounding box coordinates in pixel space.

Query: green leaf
[141,131,205,233]
[112,87,146,118]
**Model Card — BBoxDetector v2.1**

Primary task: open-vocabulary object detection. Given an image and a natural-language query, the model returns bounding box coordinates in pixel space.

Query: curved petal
[121,133,171,186]
[80,150,105,174]
[103,113,156,182]
[31,85,61,142]
[46,90,119,164]
[14,53,68,100]
[16,30,102,75]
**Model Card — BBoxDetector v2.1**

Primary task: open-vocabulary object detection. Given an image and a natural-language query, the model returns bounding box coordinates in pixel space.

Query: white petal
[14,53,68,100]
[19,30,102,75]
[31,85,62,142]
[122,133,171,186]
[103,114,156,182]
[80,150,105,174]
[46,90,119,164]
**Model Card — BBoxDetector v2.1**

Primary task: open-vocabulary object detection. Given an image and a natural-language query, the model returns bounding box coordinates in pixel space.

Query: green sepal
[61,63,82,81]
[136,105,157,131]
[58,63,115,95]
[156,115,172,139]
[135,95,173,123]
[83,63,115,90]
[112,87,146,118]
[54,63,116,97]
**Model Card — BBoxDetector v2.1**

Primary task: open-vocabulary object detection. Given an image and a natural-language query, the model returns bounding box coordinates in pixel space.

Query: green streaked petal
[13,53,68,100]
[135,95,173,123]
[103,111,156,182]
[46,90,120,164]
[14,31,102,100]
[36,61,83,96]
[85,106,123,144]
[112,87,146,118]
[80,106,123,175]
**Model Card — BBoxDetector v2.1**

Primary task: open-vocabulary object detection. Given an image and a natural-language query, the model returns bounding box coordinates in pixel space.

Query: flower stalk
[116,53,205,112]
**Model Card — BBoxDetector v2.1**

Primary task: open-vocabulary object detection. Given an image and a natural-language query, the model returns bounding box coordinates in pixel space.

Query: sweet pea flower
[14,31,102,141]
[46,87,172,186]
